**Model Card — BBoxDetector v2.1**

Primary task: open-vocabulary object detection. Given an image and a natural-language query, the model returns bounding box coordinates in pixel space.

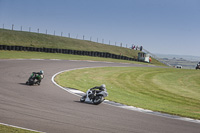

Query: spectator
[140,46,143,51]
[149,57,152,63]
[132,45,135,50]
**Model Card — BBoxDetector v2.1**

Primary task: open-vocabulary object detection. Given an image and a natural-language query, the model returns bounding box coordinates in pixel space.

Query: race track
[0,59,199,133]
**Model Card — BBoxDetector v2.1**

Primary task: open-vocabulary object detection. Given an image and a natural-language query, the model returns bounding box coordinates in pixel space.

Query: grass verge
[55,67,200,119]
[0,124,40,133]
[0,50,155,65]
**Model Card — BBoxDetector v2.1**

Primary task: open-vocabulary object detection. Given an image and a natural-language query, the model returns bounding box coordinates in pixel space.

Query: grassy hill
[0,28,164,65]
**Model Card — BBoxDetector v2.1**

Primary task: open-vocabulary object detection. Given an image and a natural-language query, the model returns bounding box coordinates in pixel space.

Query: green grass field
[55,67,200,119]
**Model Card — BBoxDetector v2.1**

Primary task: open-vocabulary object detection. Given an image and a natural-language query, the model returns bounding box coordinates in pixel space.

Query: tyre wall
[0,45,138,61]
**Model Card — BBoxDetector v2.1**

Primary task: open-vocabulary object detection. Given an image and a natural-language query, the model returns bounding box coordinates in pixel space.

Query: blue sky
[0,0,200,56]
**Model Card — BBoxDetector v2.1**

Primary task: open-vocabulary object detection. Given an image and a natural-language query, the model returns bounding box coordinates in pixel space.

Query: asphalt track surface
[0,59,200,133]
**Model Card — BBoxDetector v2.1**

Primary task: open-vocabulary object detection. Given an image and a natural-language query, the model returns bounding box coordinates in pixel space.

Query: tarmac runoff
[52,68,200,124]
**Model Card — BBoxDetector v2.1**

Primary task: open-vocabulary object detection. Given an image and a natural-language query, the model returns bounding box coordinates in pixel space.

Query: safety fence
[1,25,133,48]
[0,45,139,61]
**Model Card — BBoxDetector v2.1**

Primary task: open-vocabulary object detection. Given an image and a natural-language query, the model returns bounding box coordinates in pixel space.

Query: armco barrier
[0,45,138,62]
